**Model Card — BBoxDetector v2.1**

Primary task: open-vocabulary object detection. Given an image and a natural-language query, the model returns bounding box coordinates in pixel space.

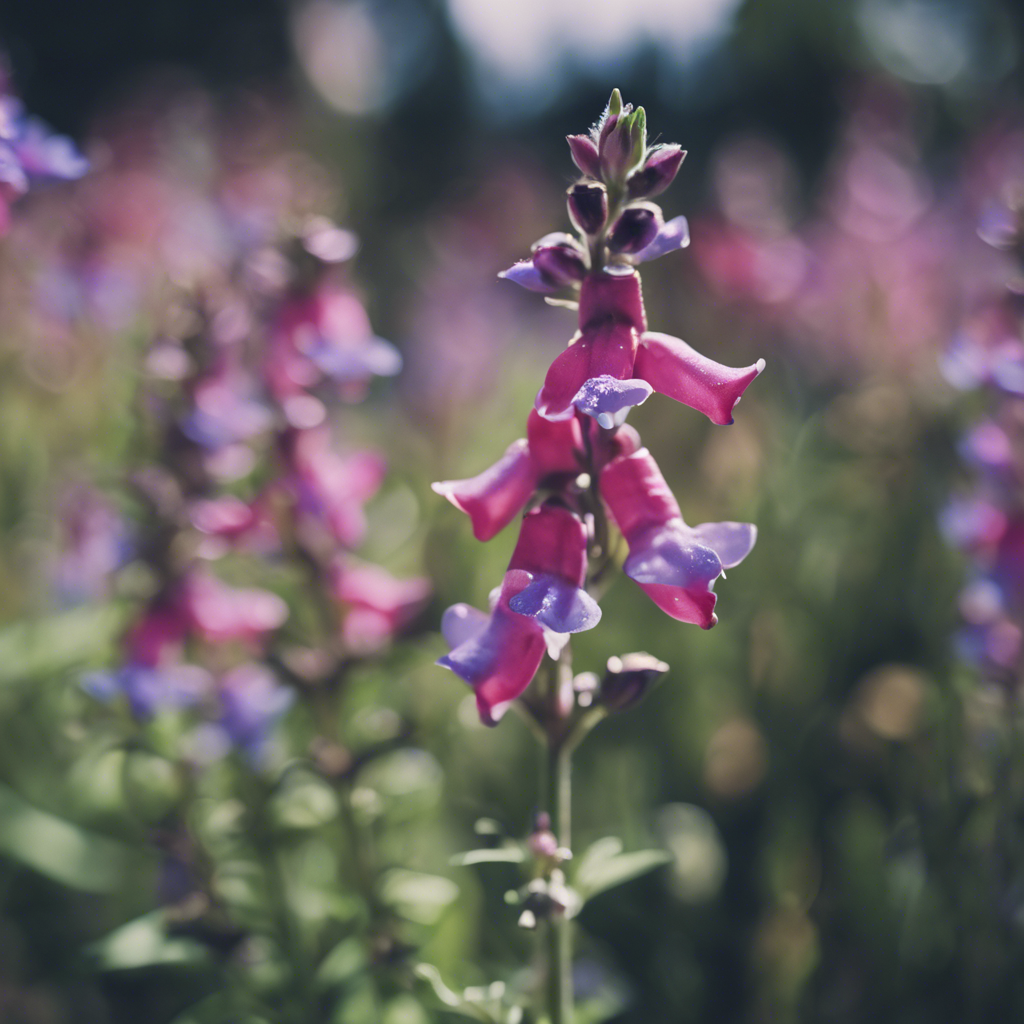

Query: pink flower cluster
[691,89,962,377]
[80,99,428,757]
[940,167,1024,680]
[434,92,762,725]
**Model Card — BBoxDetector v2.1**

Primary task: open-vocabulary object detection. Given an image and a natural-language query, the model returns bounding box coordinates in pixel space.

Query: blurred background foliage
[0,0,1023,1021]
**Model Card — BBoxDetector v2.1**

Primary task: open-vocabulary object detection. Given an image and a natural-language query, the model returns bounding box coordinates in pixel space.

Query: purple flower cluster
[692,87,961,377]
[0,90,88,234]
[941,197,1024,678]
[434,92,762,725]
[79,102,428,761]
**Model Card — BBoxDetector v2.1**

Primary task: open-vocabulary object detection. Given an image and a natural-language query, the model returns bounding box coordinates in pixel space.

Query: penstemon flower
[431,90,763,1023]
[436,89,763,723]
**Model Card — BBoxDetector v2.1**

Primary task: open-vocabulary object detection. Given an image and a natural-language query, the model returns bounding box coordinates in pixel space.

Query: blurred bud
[607,202,663,255]
[573,670,600,708]
[601,652,668,712]
[567,135,601,178]
[533,244,588,287]
[628,144,686,199]
[528,812,560,859]
[567,181,608,235]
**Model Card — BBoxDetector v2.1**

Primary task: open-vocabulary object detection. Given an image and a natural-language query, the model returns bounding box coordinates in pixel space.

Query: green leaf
[0,783,132,892]
[379,870,459,925]
[413,964,497,1023]
[575,837,671,900]
[0,603,125,685]
[450,847,525,867]
[91,911,207,970]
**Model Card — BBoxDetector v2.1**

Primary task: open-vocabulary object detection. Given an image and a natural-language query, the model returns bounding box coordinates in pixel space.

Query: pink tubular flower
[432,411,583,541]
[282,426,386,547]
[178,570,288,644]
[330,557,432,652]
[269,283,400,403]
[600,447,757,628]
[438,503,601,725]
[534,269,764,426]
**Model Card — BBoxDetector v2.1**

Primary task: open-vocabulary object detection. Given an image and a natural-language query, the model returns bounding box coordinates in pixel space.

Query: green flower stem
[542,652,574,1024]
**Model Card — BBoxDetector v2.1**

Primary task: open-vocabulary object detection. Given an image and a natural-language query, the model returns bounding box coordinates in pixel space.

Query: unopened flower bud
[567,134,601,178]
[567,181,608,236]
[528,812,560,859]
[601,652,669,712]
[533,244,588,287]
[600,106,646,183]
[627,144,686,199]
[607,203,663,255]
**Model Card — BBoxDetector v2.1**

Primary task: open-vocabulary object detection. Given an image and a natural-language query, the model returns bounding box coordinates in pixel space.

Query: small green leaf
[450,847,525,867]
[575,838,671,900]
[606,88,623,119]
[413,964,498,1023]
[91,911,207,970]
[0,783,132,892]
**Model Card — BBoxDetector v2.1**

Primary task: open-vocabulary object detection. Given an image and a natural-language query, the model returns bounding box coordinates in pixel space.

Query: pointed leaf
[450,847,526,867]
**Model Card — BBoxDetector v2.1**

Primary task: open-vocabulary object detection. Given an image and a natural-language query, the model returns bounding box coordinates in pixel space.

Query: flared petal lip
[499,259,559,293]
[572,375,653,428]
[632,215,691,263]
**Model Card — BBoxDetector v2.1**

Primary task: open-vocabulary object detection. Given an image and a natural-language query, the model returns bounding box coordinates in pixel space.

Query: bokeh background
[2,0,1024,1021]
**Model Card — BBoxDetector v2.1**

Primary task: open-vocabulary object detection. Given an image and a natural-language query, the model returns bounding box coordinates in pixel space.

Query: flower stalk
[435,89,764,1021]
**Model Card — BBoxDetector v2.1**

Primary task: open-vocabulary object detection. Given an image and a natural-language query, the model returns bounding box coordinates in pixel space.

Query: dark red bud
[627,145,686,199]
[567,181,608,236]
[533,245,588,287]
[567,134,601,178]
[601,652,669,713]
[607,203,663,255]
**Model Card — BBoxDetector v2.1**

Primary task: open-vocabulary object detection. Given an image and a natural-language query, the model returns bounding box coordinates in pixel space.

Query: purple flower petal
[689,521,757,569]
[622,525,723,587]
[939,333,990,390]
[507,573,601,634]
[572,375,652,429]
[308,335,402,380]
[440,603,490,649]
[632,215,690,263]
[0,141,27,197]
[12,118,89,181]
[499,260,558,293]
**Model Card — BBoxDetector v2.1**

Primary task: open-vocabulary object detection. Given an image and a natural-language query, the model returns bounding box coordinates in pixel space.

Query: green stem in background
[545,740,573,1024]
[541,650,574,1024]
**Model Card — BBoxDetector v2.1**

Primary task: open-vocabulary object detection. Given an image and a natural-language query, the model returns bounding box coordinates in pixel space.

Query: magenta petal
[572,375,652,428]
[635,332,765,425]
[599,447,683,539]
[437,606,546,726]
[536,322,639,420]
[432,439,537,541]
[690,521,757,569]
[639,582,718,629]
[526,410,584,476]
[499,260,558,293]
[507,572,602,633]
[508,503,589,585]
[632,215,690,263]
